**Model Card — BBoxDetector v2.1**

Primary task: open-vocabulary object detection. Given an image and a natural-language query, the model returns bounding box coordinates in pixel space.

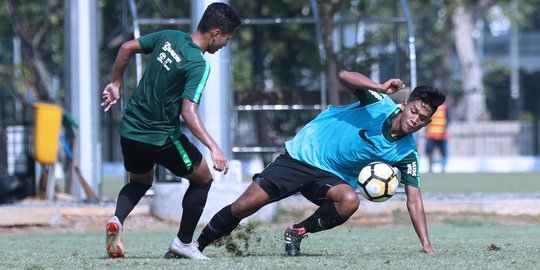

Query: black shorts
[254,152,348,206]
[120,135,202,176]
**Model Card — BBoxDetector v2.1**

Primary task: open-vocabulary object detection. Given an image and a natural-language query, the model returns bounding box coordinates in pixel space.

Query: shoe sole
[106,222,124,258]
[163,250,181,259]
[164,250,181,259]
[165,249,195,259]
[166,248,209,260]
[285,247,300,256]
[284,227,304,256]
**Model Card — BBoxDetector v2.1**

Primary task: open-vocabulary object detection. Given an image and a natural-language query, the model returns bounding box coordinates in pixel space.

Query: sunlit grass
[1,224,539,270]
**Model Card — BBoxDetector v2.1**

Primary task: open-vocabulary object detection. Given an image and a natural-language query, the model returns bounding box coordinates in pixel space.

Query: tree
[447,0,539,121]
[317,0,349,105]
[5,0,64,102]
[449,0,496,121]
[0,1,63,178]
[230,0,322,155]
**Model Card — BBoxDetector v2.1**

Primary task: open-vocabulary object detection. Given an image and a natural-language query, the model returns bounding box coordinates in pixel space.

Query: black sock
[177,180,213,244]
[196,204,241,251]
[294,202,348,233]
[114,181,151,224]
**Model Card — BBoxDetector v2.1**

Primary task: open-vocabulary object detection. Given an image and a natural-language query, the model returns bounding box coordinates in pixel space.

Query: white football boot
[167,237,209,260]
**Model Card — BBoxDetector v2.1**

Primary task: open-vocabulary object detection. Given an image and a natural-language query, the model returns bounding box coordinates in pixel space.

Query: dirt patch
[1,211,539,235]
[2,193,540,235]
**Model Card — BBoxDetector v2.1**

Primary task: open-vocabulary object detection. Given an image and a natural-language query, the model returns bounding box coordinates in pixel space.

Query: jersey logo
[157,41,182,71]
[407,161,418,176]
[358,129,380,151]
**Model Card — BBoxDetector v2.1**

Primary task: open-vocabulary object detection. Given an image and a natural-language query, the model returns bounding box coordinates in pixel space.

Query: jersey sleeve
[181,59,211,104]
[393,150,421,188]
[353,89,385,106]
[138,30,169,54]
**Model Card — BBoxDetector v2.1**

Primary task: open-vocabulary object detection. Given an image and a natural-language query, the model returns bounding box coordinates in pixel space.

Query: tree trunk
[318,0,348,106]
[252,0,271,159]
[319,1,338,105]
[6,0,55,101]
[30,47,54,101]
[451,4,488,121]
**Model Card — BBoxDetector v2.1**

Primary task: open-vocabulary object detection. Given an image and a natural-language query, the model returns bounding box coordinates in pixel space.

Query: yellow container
[34,103,63,164]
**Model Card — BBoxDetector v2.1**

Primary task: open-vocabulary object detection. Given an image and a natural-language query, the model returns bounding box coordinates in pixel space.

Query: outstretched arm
[102,39,143,112]
[405,184,435,254]
[181,99,229,174]
[338,70,405,95]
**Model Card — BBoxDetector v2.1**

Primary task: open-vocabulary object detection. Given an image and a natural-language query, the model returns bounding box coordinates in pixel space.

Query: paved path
[1,193,539,227]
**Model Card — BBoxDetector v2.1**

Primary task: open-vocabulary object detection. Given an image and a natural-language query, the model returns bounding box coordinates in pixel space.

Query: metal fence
[0,92,35,203]
[416,120,540,157]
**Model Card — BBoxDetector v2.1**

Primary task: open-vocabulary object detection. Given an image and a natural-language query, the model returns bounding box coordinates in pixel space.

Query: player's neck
[390,113,406,139]
[190,32,208,53]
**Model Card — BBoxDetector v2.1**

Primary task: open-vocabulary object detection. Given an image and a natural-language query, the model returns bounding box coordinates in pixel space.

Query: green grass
[420,173,540,193]
[100,173,540,199]
[1,224,539,270]
[101,176,126,199]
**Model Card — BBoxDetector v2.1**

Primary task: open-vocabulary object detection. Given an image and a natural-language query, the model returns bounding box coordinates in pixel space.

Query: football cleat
[284,225,308,256]
[106,216,125,258]
[166,237,209,260]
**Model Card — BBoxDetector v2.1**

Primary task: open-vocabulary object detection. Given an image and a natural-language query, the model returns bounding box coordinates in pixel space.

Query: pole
[191,0,233,182]
[65,0,101,199]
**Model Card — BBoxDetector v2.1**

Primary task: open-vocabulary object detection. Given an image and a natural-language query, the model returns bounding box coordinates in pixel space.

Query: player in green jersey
[101,2,241,259]
[194,71,443,257]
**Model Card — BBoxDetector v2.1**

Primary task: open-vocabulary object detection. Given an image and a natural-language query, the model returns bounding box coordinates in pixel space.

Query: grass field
[420,173,540,193]
[1,224,539,270]
[101,172,540,199]
[22,172,538,269]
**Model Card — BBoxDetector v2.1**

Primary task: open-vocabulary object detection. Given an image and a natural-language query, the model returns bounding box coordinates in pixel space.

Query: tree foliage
[4,0,64,102]
[1,0,540,121]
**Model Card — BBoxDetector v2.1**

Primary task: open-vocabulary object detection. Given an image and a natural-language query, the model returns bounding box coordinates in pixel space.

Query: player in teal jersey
[101,3,241,259]
[195,71,443,256]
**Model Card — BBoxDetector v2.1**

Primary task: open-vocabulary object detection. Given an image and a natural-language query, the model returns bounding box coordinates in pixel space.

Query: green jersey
[119,30,210,146]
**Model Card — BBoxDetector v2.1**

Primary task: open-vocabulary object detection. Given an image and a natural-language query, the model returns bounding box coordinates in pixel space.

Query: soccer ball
[358,162,399,202]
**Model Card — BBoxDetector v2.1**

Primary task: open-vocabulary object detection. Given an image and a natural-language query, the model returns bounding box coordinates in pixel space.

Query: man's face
[207,32,234,54]
[399,99,434,134]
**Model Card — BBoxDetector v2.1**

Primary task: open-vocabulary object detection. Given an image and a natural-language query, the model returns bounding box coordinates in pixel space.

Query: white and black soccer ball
[358,162,399,202]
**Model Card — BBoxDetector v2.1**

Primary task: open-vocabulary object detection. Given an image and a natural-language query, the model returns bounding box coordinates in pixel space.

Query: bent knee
[336,193,360,216]
[341,191,360,205]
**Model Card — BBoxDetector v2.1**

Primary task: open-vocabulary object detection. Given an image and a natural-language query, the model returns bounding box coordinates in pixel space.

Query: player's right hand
[422,244,435,255]
[102,82,121,112]
[380,79,405,95]
[210,147,229,175]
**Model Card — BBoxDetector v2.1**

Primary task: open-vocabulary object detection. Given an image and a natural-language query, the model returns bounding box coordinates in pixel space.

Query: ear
[399,101,406,110]
[210,28,221,38]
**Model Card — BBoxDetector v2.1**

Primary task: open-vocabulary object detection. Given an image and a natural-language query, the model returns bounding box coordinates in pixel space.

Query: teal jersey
[285,90,420,189]
[119,30,210,146]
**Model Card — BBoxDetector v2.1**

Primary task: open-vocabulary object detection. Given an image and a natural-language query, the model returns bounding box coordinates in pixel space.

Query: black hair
[407,85,446,113]
[197,2,242,34]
